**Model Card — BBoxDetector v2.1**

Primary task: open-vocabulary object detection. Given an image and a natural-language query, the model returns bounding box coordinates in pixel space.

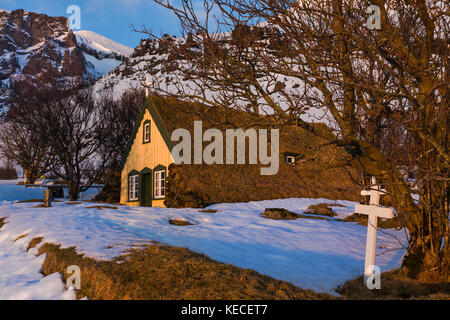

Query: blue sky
[0,0,184,48]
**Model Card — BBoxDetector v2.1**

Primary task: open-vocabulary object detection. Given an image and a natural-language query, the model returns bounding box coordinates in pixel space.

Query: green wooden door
[140,173,152,207]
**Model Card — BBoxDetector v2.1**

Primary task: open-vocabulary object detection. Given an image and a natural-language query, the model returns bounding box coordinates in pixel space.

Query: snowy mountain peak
[0,9,133,112]
[74,30,133,77]
[74,30,133,58]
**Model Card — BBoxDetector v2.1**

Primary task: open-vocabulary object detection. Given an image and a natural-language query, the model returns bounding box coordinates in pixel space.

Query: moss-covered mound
[93,171,121,204]
[304,204,338,217]
[261,208,300,220]
[150,97,360,207]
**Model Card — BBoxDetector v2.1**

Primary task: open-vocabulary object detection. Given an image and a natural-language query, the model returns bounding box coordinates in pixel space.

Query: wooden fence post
[44,189,52,207]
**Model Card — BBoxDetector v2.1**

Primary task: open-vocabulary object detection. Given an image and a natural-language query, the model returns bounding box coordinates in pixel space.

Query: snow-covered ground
[0,180,98,299]
[0,231,75,299]
[0,179,100,203]
[0,180,407,299]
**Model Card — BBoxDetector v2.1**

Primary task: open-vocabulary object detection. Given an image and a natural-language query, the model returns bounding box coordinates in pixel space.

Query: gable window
[129,174,139,201]
[154,170,165,199]
[143,121,151,143]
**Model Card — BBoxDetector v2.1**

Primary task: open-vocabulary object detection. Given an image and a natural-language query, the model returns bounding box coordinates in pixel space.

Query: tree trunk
[67,180,80,201]
[23,167,38,184]
[403,180,449,280]
[347,140,448,280]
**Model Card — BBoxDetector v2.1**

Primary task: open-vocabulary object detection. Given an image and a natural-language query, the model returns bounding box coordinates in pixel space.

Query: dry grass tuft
[32,204,52,208]
[417,262,450,283]
[198,209,219,213]
[14,233,29,242]
[304,203,337,217]
[169,219,196,226]
[38,243,333,300]
[0,217,5,229]
[86,205,118,210]
[336,269,450,300]
[341,213,402,229]
[27,237,44,251]
[261,208,330,221]
[17,199,44,203]
[261,208,300,220]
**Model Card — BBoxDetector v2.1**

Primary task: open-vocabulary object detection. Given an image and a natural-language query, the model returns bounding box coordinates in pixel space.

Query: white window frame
[154,170,165,199]
[143,122,150,143]
[129,174,139,201]
[286,156,296,164]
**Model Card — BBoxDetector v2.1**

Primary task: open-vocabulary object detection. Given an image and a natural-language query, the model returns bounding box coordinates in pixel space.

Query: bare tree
[38,89,120,200]
[1,82,143,200]
[7,88,116,200]
[97,88,145,169]
[0,84,55,184]
[0,163,18,180]
[0,119,51,184]
[145,0,448,279]
[92,89,144,203]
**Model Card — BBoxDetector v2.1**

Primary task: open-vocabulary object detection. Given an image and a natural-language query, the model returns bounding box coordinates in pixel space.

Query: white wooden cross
[145,75,150,97]
[354,177,394,281]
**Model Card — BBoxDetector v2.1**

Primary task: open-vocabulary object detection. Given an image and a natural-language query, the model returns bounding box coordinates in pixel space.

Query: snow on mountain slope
[74,30,133,58]
[0,9,132,113]
[74,31,133,78]
[82,53,123,77]
[92,33,331,124]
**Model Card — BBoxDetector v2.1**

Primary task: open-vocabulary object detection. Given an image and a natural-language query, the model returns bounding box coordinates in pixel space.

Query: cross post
[354,177,394,282]
[145,75,150,98]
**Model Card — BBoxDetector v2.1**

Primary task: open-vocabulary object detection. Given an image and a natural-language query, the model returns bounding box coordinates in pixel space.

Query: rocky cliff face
[0,9,87,112]
[0,9,131,113]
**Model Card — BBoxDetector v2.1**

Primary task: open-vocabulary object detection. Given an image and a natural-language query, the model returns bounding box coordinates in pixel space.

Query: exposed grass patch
[27,237,44,251]
[0,217,6,229]
[261,208,330,221]
[38,243,333,300]
[14,233,29,242]
[261,208,300,220]
[66,202,82,205]
[32,204,52,208]
[17,199,44,203]
[303,203,337,217]
[198,209,218,213]
[86,205,118,210]
[169,219,196,226]
[340,213,403,229]
[336,269,450,300]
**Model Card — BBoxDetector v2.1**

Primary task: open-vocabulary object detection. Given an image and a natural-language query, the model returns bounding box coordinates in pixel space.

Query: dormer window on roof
[283,152,303,165]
